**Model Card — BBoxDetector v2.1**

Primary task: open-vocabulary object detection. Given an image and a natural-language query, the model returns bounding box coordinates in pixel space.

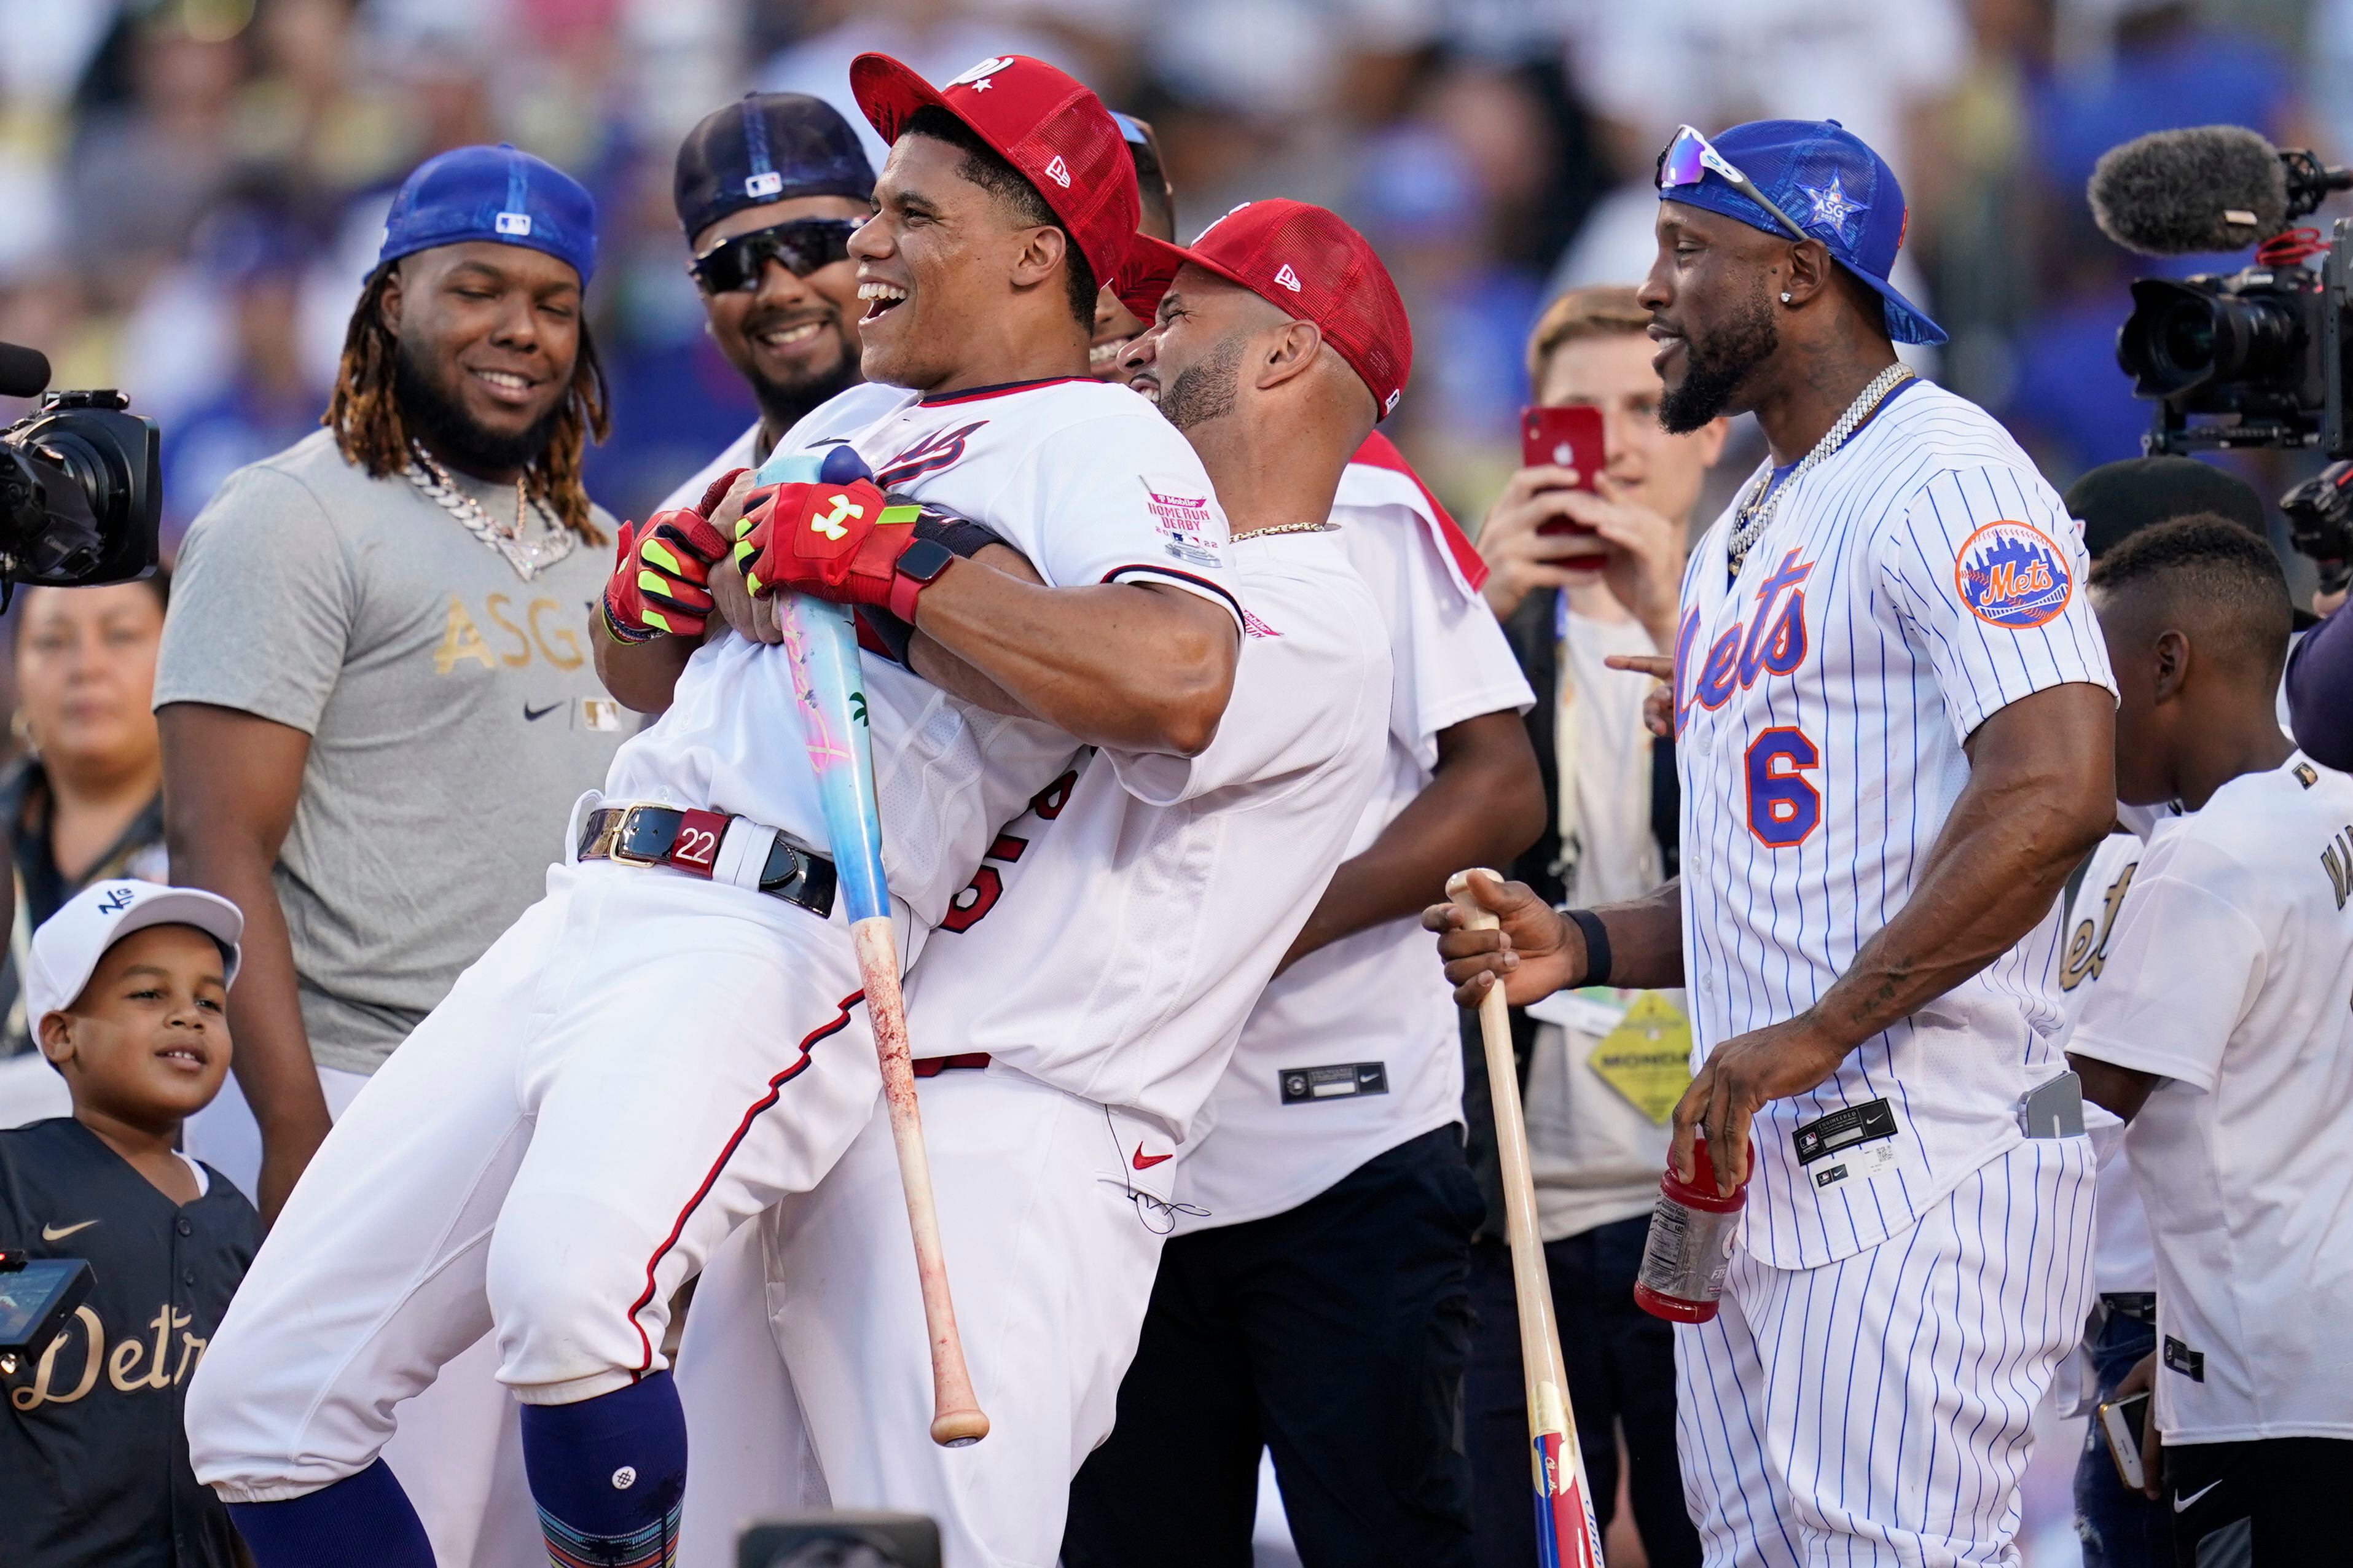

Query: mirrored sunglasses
[689,218,862,294]
[1654,125,1812,248]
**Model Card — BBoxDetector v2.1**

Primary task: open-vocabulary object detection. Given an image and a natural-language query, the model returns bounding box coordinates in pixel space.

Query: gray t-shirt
[154,430,628,1074]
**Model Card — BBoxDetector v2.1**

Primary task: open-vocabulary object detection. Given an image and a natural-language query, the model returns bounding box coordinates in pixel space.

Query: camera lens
[2156,302,2217,378]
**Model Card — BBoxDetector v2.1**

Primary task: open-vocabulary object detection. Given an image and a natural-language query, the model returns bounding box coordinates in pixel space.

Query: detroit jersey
[604,378,1242,930]
[1175,445,1531,1230]
[1670,378,2115,1268]
[903,531,1392,1141]
[2067,754,2353,1444]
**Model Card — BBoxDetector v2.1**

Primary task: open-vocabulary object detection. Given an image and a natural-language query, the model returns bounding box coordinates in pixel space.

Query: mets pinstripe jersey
[1669,377,2115,1270]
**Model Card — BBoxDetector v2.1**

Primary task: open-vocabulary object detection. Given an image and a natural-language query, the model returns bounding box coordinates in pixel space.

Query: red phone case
[1521,405,1606,552]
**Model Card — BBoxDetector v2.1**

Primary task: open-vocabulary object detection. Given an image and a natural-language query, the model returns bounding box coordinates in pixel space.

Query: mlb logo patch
[1043,155,1071,189]
[1272,263,1302,293]
[744,171,783,199]
[1954,521,2072,630]
[495,211,533,237]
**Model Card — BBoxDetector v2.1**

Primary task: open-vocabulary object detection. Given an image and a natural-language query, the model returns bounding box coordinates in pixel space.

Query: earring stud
[1780,291,1793,303]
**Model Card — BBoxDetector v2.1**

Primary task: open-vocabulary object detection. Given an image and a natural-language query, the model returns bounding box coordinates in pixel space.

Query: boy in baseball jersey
[1431,121,2117,1566]
[670,201,1404,1568]
[187,55,1243,1568]
[2064,520,2353,1566]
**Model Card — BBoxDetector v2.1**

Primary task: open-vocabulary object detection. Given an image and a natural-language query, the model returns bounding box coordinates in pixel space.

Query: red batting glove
[600,468,746,642]
[732,477,924,610]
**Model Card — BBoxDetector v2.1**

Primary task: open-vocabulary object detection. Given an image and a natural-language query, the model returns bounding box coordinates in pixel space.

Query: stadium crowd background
[1,2,2346,1564]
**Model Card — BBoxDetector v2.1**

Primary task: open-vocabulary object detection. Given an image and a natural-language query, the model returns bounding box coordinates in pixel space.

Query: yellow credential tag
[1586,992,1693,1125]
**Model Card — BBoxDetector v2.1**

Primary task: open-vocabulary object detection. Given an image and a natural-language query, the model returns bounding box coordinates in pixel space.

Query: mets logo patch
[1954,521,2072,630]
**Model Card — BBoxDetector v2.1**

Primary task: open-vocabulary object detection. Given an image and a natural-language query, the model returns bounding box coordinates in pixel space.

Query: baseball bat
[1448,870,1604,1568]
[752,444,989,1447]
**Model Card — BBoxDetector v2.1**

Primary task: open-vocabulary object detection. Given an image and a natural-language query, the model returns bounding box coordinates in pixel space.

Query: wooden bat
[752,445,989,1447]
[1448,869,1603,1567]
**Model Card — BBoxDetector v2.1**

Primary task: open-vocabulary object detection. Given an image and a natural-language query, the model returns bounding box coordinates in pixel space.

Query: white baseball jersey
[605,378,1243,929]
[1174,448,1531,1230]
[1670,378,2115,1269]
[2055,830,2155,1298]
[2066,752,2353,1445]
[903,530,1393,1141]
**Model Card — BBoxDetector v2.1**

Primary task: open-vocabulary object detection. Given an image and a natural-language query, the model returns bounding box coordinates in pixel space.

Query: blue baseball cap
[674,93,875,243]
[377,143,597,286]
[1655,119,1943,346]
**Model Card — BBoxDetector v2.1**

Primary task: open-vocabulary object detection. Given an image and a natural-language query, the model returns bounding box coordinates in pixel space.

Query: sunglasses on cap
[689,218,862,294]
[1654,125,1812,248]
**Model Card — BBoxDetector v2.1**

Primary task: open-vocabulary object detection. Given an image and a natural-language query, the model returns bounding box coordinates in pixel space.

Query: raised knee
[485,1192,666,1397]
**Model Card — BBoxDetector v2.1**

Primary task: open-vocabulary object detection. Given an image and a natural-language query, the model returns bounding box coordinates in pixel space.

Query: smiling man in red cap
[664,200,1439,1568]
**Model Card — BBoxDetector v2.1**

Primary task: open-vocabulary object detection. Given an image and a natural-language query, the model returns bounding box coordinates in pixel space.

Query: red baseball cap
[1129,200,1412,420]
[850,52,1153,312]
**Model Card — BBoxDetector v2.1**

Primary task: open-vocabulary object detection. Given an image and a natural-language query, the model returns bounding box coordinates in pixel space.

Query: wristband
[1565,908,1612,988]
[884,538,958,624]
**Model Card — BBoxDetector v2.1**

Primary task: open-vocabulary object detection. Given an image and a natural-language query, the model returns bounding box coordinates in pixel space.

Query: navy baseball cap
[378,143,597,284]
[675,93,876,243]
[1655,119,1944,346]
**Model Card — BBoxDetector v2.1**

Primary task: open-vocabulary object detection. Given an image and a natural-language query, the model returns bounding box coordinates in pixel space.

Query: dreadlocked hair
[324,265,612,545]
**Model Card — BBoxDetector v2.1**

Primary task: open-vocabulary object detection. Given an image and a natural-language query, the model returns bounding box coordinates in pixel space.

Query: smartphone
[2098,1390,2150,1492]
[0,1252,92,1363]
[1519,405,1608,560]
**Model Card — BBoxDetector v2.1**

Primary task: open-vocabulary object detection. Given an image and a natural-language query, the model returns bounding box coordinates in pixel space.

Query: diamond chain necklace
[402,443,576,582]
[1726,362,1913,579]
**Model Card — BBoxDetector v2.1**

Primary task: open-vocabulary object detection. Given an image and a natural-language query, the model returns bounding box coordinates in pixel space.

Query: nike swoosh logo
[2174,1479,2223,1514]
[41,1220,96,1241]
[1131,1144,1172,1171]
[523,701,564,722]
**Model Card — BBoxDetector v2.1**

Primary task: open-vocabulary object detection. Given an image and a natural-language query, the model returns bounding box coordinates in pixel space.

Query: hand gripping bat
[1449,869,1603,1565]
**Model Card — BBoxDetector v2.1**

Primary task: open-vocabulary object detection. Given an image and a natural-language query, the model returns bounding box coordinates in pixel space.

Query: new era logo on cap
[1272,263,1302,293]
[1044,154,1071,188]
[495,211,533,236]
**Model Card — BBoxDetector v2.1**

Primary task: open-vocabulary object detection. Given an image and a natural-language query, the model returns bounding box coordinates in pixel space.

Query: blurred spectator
[0,579,173,1062]
[2067,518,2353,1564]
[160,213,329,538]
[1460,286,1724,1568]
[0,878,256,1568]
[2285,591,2353,768]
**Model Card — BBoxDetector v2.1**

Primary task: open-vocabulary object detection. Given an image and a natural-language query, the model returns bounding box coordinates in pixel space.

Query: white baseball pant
[186,859,895,1501]
[1675,1135,2096,1567]
[184,1065,541,1568]
[674,1063,1173,1568]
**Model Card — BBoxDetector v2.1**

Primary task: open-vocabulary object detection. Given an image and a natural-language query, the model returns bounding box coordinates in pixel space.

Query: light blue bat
[744,442,989,1446]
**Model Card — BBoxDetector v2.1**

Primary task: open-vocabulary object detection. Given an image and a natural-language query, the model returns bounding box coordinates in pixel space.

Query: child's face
[40,924,232,1127]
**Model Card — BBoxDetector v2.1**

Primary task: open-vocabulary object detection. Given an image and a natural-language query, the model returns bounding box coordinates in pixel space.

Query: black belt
[577,804,836,918]
[2099,1292,2157,1325]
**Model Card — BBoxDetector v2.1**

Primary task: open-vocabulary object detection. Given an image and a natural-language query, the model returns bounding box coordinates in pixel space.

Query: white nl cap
[25,881,244,1028]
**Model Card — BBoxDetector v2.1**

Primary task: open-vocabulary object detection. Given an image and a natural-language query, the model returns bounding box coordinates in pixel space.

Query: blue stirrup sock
[519,1371,689,1568]
[225,1457,436,1568]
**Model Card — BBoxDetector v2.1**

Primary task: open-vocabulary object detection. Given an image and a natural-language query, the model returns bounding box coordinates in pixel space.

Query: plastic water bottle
[1632,1138,1748,1323]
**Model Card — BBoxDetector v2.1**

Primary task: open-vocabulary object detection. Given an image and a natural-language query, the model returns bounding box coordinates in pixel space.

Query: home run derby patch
[1142,477,1226,568]
[1954,520,2072,630]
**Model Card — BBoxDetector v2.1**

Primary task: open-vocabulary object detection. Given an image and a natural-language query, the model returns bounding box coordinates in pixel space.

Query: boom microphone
[0,343,50,402]
[2085,125,2347,256]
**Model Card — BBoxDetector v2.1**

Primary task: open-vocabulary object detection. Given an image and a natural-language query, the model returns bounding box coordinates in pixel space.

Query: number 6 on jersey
[1746,727,1820,846]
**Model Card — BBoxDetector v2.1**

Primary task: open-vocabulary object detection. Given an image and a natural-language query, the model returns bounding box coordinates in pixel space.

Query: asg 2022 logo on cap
[1954,521,2073,629]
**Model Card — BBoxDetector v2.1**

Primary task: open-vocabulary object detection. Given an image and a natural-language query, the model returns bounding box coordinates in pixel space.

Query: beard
[739,305,863,430]
[1658,283,1779,434]
[1158,335,1243,432]
[393,341,565,477]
